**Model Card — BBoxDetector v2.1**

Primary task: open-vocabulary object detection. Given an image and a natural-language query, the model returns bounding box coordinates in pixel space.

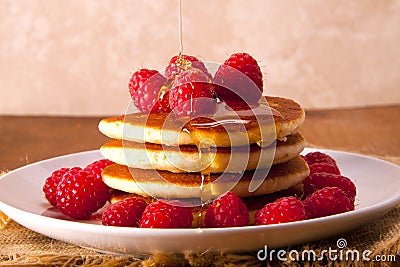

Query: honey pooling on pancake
[184,100,277,147]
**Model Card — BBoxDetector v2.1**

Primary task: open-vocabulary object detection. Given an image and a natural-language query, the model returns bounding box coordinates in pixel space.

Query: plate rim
[1,148,400,233]
[0,148,400,252]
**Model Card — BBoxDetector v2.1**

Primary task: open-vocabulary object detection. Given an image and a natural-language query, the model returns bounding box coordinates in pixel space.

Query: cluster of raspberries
[43,152,356,228]
[42,159,113,219]
[254,152,356,225]
[128,53,264,117]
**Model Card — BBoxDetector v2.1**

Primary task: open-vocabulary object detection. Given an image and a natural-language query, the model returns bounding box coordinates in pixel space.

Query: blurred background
[1,0,399,116]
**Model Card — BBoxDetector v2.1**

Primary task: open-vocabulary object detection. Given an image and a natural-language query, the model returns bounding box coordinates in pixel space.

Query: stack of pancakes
[98,96,309,225]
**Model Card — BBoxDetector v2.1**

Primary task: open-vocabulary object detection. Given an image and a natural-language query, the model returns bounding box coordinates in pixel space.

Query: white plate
[0,148,400,254]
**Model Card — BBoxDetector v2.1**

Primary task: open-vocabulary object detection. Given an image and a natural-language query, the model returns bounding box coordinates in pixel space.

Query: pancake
[101,155,309,199]
[98,96,305,147]
[109,184,304,227]
[100,133,306,173]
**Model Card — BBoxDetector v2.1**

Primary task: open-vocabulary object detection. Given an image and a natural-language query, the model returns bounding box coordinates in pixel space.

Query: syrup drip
[185,101,278,145]
[191,133,214,206]
[157,0,198,109]
[178,0,183,56]
[175,0,193,76]
[172,0,279,212]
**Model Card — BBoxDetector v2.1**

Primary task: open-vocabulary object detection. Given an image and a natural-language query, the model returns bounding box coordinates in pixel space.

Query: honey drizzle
[189,130,214,206]
[174,1,212,210]
[175,0,279,212]
[185,101,279,138]
[157,0,189,109]
[178,0,183,56]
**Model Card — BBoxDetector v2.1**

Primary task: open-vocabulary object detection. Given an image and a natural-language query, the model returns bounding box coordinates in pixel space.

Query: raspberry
[204,192,250,228]
[214,53,263,106]
[83,159,113,202]
[102,197,147,227]
[84,159,114,179]
[254,196,306,225]
[165,54,211,79]
[56,169,110,219]
[309,162,341,175]
[140,200,193,228]
[303,187,354,219]
[303,173,356,201]
[304,152,337,166]
[169,68,216,117]
[43,167,81,207]
[128,68,170,113]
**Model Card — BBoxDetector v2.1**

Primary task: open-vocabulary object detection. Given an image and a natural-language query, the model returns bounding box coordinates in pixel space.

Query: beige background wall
[1,0,399,116]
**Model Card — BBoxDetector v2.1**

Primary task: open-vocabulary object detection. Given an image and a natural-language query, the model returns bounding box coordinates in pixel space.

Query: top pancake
[98,96,305,147]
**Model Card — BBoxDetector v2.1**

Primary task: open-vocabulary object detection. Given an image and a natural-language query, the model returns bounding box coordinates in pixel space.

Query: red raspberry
[140,201,193,228]
[128,68,170,113]
[254,196,306,225]
[204,192,250,228]
[303,187,354,219]
[43,167,82,207]
[84,159,114,179]
[304,152,337,166]
[165,54,211,79]
[169,68,216,117]
[102,197,147,227]
[303,173,356,201]
[214,53,263,106]
[309,162,341,175]
[56,169,110,219]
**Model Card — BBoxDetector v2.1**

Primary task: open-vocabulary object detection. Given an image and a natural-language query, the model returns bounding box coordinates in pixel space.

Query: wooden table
[1,105,399,171]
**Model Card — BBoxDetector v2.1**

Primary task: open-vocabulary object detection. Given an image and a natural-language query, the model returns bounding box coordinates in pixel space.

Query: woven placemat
[1,154,399,266]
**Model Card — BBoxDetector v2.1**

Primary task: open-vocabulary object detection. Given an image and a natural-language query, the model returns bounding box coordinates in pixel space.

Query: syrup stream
[178,0,183,56]
[176,0,209,218]
[177,0,212,212]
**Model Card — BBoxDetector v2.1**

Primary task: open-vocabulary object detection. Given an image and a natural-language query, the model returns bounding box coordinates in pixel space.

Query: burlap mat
[1,153,399,266]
